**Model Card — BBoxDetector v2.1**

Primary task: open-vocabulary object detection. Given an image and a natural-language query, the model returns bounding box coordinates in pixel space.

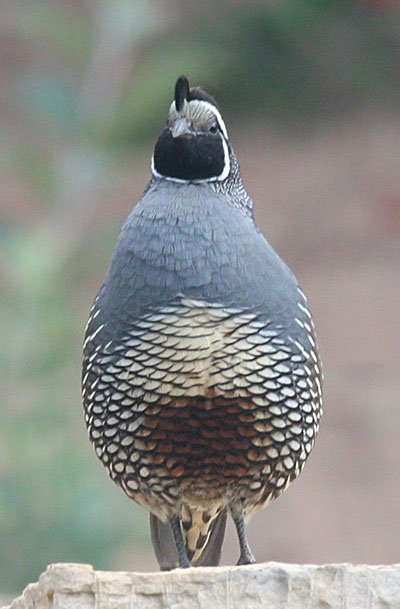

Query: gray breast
[95,180,303,333]
[82,177,323,551]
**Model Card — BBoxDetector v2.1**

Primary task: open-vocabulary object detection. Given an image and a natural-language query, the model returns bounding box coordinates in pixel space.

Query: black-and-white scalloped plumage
[82,75,323,569]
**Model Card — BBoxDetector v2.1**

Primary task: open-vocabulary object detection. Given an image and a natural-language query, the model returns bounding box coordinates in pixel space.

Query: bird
[82,75,323,570]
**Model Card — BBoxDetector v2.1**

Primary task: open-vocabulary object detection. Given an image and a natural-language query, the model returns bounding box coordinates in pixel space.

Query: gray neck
[210,148,253,218]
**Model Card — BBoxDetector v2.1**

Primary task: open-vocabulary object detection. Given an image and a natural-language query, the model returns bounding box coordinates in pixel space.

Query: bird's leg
[230,506,256,565]
[171,515,192,568]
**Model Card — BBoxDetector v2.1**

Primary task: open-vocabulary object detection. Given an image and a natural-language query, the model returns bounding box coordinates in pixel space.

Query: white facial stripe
[151,156,195,183]
[151,136,230,184]
[192,100,229,140]
[152,97,231,183]
[218,136,231,181]
[169,98,229,140]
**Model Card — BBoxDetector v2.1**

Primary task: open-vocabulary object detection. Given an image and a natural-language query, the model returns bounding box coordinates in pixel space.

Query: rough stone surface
[3,562,400,609]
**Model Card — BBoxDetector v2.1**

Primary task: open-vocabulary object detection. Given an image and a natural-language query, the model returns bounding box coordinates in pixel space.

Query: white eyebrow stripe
[153,97,231,183]
[171,99,229,140]
[191,100,229,140]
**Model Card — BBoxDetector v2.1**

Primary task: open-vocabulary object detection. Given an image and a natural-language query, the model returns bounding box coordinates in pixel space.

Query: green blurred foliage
[1,0,399,594]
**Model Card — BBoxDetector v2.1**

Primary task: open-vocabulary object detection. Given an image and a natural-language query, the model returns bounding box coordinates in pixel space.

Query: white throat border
[151,99,231,184]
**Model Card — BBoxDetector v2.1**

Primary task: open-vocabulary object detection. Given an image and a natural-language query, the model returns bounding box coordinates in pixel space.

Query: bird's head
[152,76,231,183]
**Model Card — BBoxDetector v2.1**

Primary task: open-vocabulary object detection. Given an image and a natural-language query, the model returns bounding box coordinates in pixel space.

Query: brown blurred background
[1,0,399,597]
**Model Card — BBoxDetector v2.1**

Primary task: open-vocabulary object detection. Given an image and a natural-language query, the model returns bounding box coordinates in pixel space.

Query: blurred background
[1,0,400,599]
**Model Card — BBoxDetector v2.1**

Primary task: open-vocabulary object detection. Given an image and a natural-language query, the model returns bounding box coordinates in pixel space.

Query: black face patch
[154,129,225,181]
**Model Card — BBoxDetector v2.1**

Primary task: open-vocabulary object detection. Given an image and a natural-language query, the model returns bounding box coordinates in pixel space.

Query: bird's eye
[209,124,218,134]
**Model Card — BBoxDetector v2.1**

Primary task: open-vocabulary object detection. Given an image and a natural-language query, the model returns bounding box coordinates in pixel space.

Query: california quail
[82,76,323,569]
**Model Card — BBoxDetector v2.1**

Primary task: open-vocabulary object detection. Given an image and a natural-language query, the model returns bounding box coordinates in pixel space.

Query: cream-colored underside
[92,298,321,560]
[100,298,285,403]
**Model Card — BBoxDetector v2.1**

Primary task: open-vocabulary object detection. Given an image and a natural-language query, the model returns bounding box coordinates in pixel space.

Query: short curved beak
[171,117,192,138]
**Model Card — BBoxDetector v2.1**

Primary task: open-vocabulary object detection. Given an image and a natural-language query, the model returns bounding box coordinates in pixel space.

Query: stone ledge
[3,562,400,609]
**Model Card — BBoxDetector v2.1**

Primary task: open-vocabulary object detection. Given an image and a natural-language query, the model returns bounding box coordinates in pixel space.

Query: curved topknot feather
[175,75,190,112]
[82,74,323,571]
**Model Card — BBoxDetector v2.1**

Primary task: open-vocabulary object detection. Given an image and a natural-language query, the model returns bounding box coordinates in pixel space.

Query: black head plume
[153,75,230,181]
[174,76,190,112]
